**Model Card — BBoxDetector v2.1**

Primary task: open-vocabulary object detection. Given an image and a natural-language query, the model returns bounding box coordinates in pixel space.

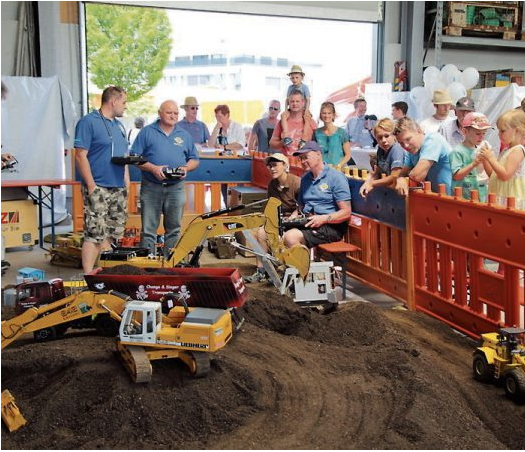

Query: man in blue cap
[284,141,352,248]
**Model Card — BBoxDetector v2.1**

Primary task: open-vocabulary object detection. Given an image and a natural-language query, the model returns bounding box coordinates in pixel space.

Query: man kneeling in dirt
[284,141,351,248]
[246,153,301,283]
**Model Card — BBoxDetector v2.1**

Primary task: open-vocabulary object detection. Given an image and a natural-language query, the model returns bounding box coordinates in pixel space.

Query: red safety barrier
[347,215,408,303]
[253,153,525,338]
[409,183,525,338]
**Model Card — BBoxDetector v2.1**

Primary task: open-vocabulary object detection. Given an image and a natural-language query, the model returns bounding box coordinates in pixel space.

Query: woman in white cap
[246,153,301,283]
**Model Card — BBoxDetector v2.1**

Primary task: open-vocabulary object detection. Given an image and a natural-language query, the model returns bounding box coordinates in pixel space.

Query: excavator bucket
[280,244,311,280]
[1,389,27,432]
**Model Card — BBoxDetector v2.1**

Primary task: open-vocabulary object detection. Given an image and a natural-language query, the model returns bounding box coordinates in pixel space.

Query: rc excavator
[98,197,311,280]
[1,289,233,432]
[96,197,342,306]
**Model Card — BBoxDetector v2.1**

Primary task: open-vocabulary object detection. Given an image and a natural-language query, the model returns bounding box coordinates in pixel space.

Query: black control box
[111,154,147,165]
[162,167,185,179]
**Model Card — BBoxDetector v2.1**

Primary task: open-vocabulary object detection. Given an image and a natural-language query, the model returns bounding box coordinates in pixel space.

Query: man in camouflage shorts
[74,86,129,273]
[82,186,128,245]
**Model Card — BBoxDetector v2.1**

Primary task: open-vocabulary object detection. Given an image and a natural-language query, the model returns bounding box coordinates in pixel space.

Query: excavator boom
[1,291,129,349]
[97,197,311,279]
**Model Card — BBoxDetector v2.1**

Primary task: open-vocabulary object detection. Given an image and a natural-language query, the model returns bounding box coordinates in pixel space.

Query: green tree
[86,4,172,102]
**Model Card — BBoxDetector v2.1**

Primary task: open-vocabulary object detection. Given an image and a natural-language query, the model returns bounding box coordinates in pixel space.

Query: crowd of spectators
[71,67,525,274]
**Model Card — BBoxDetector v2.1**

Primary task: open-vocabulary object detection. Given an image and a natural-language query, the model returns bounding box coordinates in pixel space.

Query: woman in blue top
[314,101,353,168]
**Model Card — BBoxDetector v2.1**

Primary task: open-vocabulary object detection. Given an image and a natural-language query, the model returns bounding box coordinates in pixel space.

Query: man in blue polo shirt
[284,141,351,248]
[393,117,452,195]
[74,85,129,273]
[178,96,210,147]
[131,100,199,257]
[345,97,377,148]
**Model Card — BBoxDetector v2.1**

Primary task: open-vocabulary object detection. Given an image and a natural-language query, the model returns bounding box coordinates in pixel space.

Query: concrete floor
[1,218,401,308]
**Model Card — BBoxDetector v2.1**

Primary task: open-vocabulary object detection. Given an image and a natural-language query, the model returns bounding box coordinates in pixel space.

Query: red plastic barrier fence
[409,183,525,338]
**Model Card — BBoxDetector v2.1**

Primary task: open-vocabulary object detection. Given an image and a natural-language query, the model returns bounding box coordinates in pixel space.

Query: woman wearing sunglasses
[313,101,353,168]
[359,118,405,197]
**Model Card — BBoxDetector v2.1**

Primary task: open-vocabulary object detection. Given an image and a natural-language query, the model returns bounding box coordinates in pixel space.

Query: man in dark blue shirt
[284,141,352,249]
[74,86,129,273]
[132,100,199,257]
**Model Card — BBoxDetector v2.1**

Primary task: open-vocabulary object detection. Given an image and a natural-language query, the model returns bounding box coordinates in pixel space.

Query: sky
[166,8,375,100]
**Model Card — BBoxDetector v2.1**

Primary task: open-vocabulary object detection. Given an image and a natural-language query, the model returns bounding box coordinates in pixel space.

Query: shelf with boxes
[475,68,524,88]
[445,1,523,41]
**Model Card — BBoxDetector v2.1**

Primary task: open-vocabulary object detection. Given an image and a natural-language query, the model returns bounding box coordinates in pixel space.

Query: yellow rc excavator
[1,289,233,432]
[98,197,311,280]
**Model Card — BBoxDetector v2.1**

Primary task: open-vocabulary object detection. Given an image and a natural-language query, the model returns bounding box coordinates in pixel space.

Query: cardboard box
[1,200,38,248]
[229,186,267,215]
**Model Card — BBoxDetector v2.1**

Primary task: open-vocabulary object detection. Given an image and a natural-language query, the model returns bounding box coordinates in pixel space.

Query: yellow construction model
[98,197,311,279]
[1,290,233,431]
[473,327,525,402]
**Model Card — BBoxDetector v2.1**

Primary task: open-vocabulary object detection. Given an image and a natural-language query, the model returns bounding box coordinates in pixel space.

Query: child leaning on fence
[449,112,492,203]
[478,109,525,210]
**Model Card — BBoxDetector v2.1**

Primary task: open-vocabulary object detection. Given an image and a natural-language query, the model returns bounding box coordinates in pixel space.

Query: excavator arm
[1,291,130,350]
[168,197,310,278]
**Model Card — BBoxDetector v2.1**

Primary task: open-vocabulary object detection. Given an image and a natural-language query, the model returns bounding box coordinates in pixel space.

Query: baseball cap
[265,153,289,165]
[292,141,322,156]
[455,97,475,111]
[462,112,492,130]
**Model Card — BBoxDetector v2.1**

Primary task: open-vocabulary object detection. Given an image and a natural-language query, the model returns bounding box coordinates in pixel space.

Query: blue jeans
[140,179,185,257]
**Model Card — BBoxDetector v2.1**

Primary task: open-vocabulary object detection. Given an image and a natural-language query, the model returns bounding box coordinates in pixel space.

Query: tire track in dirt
[212,324,416,449]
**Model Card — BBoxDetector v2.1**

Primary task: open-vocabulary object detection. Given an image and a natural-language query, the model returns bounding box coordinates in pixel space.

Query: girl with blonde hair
[479,109,525,209]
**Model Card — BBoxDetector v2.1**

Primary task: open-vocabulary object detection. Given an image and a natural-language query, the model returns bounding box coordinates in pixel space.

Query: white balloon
[460,67,480,89]
[441,64,461,85]
[425,79,447,97]
[423,66,442,86]
[424,101,436,117]
[447,82,467,104]
[410,86,428,104]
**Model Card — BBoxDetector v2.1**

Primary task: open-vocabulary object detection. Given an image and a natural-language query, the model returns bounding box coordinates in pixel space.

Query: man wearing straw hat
[419,89,453,134]
[178,96,210,147]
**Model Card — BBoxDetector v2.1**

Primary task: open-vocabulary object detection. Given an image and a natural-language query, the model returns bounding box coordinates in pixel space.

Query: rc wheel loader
[473,327,525,402]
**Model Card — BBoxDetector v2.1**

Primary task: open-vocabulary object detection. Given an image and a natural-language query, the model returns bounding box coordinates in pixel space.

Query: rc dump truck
[473,327,525,402]
[6,278,119,339]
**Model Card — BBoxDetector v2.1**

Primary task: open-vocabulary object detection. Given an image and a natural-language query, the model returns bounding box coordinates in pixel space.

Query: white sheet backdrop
[1,76,77,226]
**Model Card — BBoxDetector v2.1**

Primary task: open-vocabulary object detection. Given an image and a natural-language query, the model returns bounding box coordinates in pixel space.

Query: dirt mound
[240,286,387,346]
[2,286,525,449]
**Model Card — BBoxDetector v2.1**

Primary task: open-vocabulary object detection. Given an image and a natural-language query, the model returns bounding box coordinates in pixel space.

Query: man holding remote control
[131,99,199,258]
[74,85,130,273]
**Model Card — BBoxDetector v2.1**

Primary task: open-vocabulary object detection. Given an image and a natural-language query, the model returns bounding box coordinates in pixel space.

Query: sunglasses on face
[189,106,199,110]
[269,107,279,111]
